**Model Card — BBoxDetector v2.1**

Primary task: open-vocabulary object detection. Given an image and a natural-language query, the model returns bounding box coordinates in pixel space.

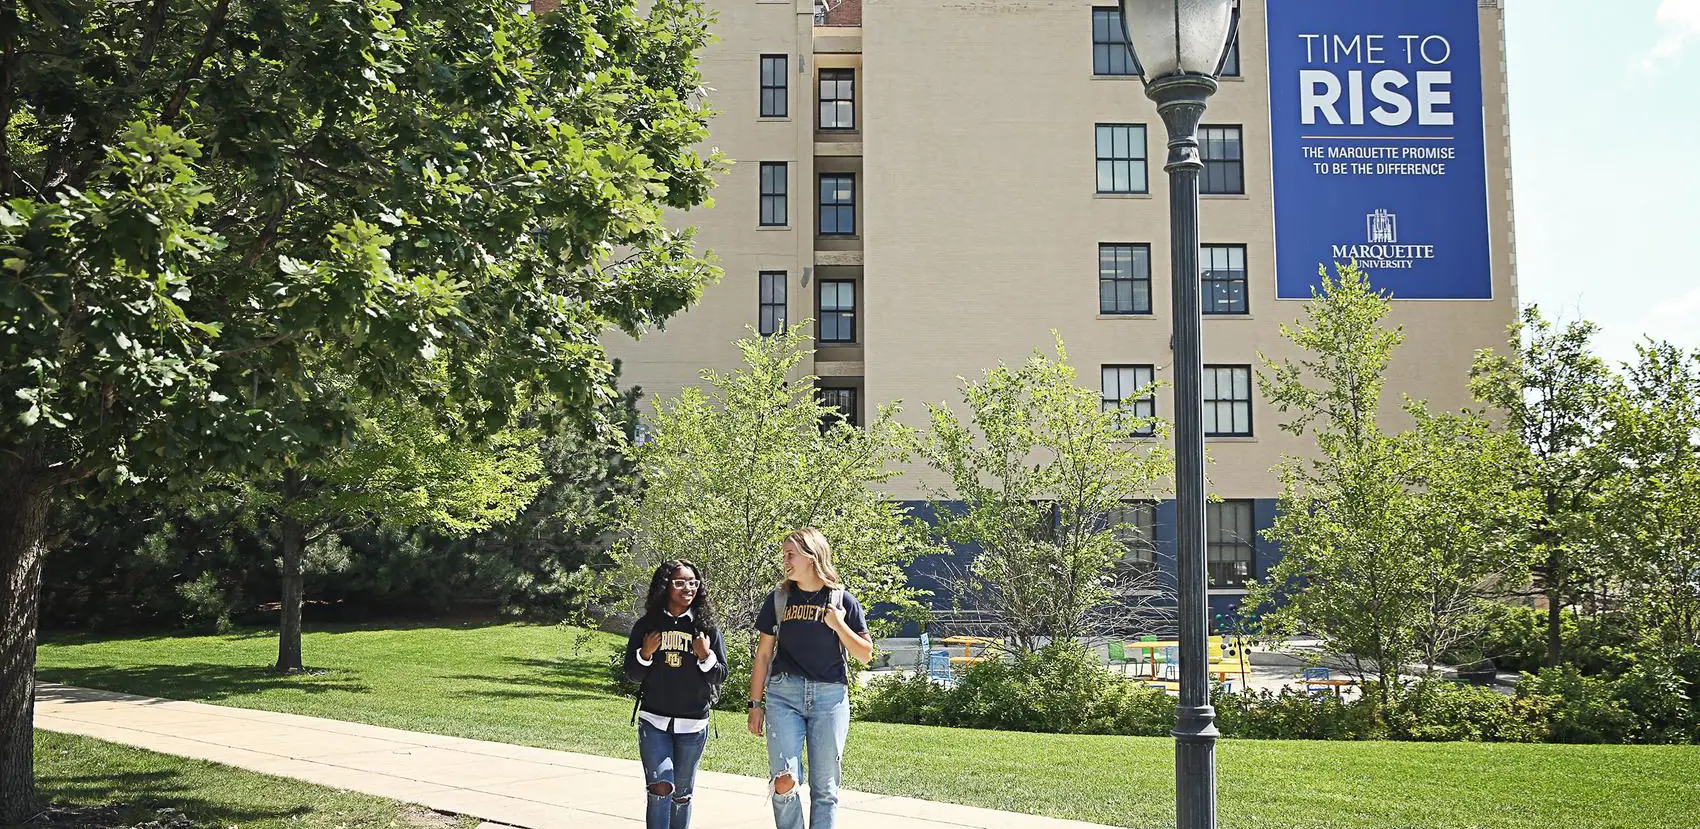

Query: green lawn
[35,623,1700,829]
[34,730,476,829]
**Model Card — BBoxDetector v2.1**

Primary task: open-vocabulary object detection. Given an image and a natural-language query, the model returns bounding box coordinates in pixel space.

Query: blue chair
[926,649,954,685]
[1160,646,1180,680]
[1302,667,1331,694]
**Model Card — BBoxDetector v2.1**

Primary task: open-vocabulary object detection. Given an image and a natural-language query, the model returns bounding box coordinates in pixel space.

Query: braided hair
[643,559,718,634]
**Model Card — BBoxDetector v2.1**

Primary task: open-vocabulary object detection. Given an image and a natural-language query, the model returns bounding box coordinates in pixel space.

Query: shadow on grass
[443,655,620,703]
[39,629,279,647]
[34,767,313,826]
[39,620,563,649]
[36,663,369,702]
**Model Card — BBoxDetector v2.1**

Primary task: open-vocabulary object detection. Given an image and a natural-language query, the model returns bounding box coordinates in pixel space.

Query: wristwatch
[748,700,764,709]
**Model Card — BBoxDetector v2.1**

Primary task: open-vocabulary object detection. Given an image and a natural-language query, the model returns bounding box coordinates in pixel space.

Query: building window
[1201,126,1244,195]
[1100,243,1152,315]
[1109,501,1159,576]
[1203,365,1253,437]
[819,174,855,236]
[818,68,854,130]
[1207,500,1255,588]
[759,271,787,336]
[1220,32,1240,77]
[1102,364,1156,436]
[819,280,856,343]
[1095,124,1148,195]
[761,55,788,118]
[760,162,788,227]
[819,386,858,428]
[1202,245,1248,315]
[1091,7,1140,77]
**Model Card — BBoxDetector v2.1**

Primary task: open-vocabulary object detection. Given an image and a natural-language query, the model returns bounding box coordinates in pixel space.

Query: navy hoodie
[622,611,729,719]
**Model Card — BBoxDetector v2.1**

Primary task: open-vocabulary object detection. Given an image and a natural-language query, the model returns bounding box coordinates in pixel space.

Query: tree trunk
[275,513,305,673]
[275,471,307,674]
[275,516,306,676]
[1544,541,1564,669]
[0,457,52,823]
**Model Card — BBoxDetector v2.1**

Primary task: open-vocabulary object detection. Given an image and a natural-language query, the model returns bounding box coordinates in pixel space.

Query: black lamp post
[1116,2,1239,827]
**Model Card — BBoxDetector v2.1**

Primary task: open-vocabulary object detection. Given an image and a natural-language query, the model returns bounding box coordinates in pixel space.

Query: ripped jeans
[764,673,851,829]
[637,720,708,829]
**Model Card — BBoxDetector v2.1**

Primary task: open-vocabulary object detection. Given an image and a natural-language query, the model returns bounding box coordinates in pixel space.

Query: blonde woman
[746,528,874,829]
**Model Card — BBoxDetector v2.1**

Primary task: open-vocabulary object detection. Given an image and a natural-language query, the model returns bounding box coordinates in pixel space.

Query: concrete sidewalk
[35,684,1110,829]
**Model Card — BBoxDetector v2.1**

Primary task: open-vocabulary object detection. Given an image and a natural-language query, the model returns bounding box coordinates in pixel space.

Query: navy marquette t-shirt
[755,583,868,685]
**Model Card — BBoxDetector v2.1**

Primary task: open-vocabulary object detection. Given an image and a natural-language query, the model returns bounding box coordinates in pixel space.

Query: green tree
[408,381,645,620]
[616,327,928,671]
[237,378,544,672]
[0,0,717,815]
[1599,343,1700,648]
[915,337,1174,652]
[1251,265,1533,704]
[41,383,641,632]
[1470,307,1621,666]
[1395,407,1538,672]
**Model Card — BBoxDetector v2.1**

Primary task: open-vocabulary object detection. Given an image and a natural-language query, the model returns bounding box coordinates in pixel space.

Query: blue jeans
[764,673,850,829]
[637,720,708,829]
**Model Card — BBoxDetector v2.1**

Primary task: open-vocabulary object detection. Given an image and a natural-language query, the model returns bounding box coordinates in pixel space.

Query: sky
[1503,0,1700,367]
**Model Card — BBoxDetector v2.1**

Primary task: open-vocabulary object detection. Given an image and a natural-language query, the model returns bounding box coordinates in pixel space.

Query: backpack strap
[830,588,851,683]
[630,623,649,726]
[770,585,788,666]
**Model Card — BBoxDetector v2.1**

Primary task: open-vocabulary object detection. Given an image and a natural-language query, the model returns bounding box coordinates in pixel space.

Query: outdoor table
[1304,678,1357,697]
[1126,639,1179,677]
[1126,639,1249,686]
[937,636,997,664]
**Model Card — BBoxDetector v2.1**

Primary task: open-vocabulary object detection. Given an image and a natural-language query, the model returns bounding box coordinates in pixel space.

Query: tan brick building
[597,0,1519,611]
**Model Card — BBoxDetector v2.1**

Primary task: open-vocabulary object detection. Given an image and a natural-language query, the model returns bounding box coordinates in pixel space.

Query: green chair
[1107,641,1131,671]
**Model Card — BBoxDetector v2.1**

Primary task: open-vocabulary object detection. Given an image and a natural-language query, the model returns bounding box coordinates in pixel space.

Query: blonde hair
[780,527,844,590]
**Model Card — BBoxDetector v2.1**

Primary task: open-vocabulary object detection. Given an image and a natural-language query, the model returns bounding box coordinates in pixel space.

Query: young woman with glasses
[623,560,728,829]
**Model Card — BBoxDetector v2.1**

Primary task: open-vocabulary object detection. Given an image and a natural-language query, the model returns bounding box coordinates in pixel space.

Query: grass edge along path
[32,730,478,829]
[34,623,1700,829]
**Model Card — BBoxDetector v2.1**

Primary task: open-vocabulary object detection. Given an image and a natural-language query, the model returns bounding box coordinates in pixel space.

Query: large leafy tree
[616,327,929,673]
[0,0,718,817]
[915,337,1174,652]
[237,377,545,672]
[1470,307,1620,666]
[1599,343,1700,649]
[1250,265,1534,704]
[322,386,644,624]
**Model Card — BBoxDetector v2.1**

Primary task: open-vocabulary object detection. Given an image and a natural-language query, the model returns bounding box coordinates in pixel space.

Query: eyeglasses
[670,579,700,590]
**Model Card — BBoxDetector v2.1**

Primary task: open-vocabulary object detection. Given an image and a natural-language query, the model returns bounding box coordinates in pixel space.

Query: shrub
[1386,680,1546,743]
[856,671,951,726]
[1460,604,1638,676]
[1609,654,1696,744]
[859,641,1698,745]
[1213,686,1386,741]
[1519,666,1637,743]
[859,643,1173,736]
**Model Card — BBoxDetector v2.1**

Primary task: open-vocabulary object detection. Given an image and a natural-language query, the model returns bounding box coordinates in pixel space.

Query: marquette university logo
[1332,209,1436,270]
[1367,209,1398,244]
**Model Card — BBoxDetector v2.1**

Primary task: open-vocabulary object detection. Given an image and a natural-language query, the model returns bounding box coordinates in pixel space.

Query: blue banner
[1267,0,1493,300]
